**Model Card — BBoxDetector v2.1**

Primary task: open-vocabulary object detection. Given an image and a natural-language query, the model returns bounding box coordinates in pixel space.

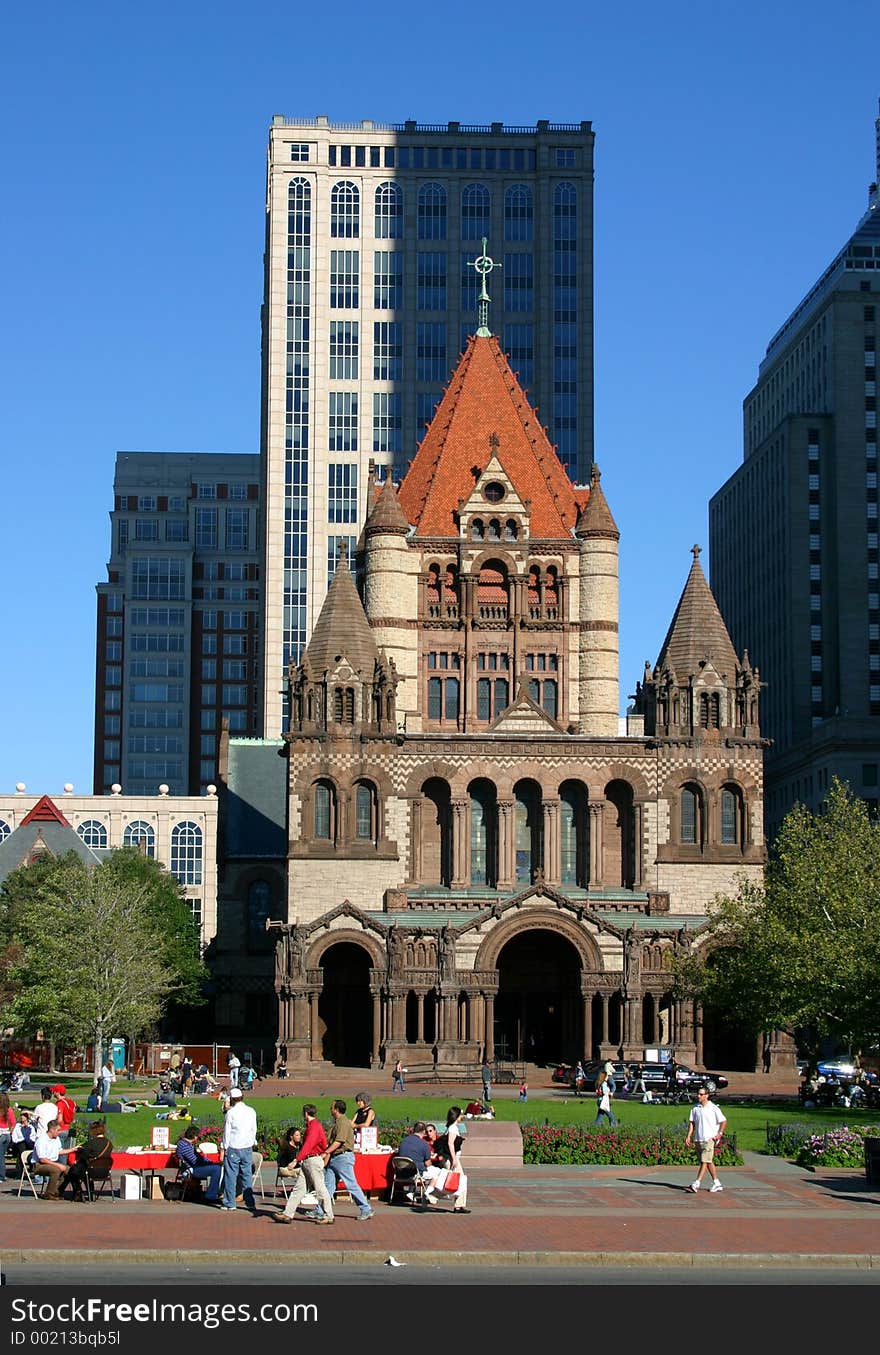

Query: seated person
[276,1059,289,1079]
[397,1121,433,1193]
[85,1083,102,1113]
[154,1081,177,1107]
[352,1093,376,1130]
[30,1119,68,1200]
[464,1100,484,1117]
[174,1125,222,1202]
[65,1119,114,1201]
[10,1110,35,1173]
[423,1114,470,1214]
[276,1126,303,1178]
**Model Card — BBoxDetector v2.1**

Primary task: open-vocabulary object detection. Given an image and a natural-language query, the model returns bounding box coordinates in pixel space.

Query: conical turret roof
[364,476,410,535]
[655,546,738,679]
[397,334,588,538]
[575,466,619,539]
[302,544,378,677]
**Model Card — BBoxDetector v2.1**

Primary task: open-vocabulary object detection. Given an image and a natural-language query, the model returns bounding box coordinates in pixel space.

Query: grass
[12,1080,880,1156]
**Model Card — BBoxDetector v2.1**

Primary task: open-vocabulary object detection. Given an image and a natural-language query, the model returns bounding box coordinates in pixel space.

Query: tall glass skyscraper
[259,116,595,734]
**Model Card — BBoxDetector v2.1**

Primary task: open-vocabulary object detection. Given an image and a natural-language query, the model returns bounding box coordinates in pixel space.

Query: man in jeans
[220,1087,257,1212]
[275,1103,335,1226]
[318,1099,374,1222]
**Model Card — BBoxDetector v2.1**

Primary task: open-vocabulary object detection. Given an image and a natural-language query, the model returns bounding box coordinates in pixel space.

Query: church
[216,329,768,1073]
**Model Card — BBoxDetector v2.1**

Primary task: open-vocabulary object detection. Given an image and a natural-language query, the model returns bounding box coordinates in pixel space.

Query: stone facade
[257,334,769,1072]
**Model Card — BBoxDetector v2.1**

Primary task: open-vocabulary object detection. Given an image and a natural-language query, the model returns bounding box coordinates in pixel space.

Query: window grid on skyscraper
[329,250,359,308]
[373,322,402,381]
[373,393,402,454]
[374,182,403,238]
[284,176,311,674]
[504,184,534,242]
[504,253,534,312]
[328,392,358,452]
[329,320,359,379]
[416,322,447,383]
[328,464,358,523]
[417,252,447,310]
[418,183,447,240]
[553,181,578,473]
[330,181,359,238]
[374,251,403,309]
[461,183,490,240]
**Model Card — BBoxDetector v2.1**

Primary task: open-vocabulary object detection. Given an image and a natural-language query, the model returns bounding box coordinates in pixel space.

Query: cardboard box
[121,1172,142,1200]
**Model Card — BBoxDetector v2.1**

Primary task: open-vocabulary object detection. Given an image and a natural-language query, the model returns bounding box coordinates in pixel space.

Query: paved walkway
[3,1152,879,1271]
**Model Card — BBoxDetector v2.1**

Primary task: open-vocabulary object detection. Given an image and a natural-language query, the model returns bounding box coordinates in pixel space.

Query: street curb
[2,1249,879,1270]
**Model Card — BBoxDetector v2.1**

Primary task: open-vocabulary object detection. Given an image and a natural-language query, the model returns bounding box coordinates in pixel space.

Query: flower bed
[521,1122,741,1166]
[794,1124,880,1169]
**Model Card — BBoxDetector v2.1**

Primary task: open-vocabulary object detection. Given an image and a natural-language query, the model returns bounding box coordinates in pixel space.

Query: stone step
[459,1118,523,1170]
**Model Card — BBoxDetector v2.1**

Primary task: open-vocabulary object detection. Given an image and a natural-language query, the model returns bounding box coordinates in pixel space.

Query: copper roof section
[397,334,588,538]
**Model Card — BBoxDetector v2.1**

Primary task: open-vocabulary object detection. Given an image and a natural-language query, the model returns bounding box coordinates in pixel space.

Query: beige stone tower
[576,466,620,735]
[363,477,420,727]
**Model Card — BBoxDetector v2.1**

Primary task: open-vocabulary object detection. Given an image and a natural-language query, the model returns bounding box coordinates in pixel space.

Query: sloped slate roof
[397,334,588,538]
[655,546,738,679]
[0,821,101,884]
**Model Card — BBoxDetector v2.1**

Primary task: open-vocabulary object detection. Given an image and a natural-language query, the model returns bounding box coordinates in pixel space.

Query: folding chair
[388,1155,427,1207]
[81,1163,114,1202]
[250,1151,266,1199]
[17,1156,48,1200]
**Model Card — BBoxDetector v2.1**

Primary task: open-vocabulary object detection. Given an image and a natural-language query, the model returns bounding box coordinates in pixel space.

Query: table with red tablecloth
[351,1151,394,1198]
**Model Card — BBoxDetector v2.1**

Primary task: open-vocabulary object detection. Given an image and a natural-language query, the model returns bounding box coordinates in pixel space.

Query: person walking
[275,1103,335,1226]
[319,1099,374,1221]
[602,1058,617,1095]
[574,1061,586,1097]
[0,1092,16,1182]
[594,1070,617,1127]
[219,1087,257,1212]
[518,1080,528,1102]
[481,1057,492,1104]
[391,1057,406,1094]
[685,1087,727,1193]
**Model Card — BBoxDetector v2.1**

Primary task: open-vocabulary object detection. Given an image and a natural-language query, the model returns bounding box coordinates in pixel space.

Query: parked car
[573,1060,729,1097]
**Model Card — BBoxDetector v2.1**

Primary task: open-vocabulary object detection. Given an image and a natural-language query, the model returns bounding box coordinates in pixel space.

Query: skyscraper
[259,116,595,734]
[710,106,880,838]
[94,451,261,796]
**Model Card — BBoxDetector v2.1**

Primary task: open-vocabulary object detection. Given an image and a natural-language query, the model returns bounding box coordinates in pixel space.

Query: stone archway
[494,927,585,1065]
[316,940,374,1067]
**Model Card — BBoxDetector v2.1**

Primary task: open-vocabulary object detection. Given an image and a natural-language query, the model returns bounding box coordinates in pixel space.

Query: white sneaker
[709,1181,723,1193]
[689,1181,700,1193]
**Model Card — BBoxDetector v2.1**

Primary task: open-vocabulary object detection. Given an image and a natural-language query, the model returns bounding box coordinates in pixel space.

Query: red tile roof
[397,335,588,538]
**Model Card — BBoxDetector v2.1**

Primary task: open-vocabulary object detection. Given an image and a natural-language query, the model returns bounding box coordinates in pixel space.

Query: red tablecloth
[352,1151,394,1194]
[65,1147,219,1172]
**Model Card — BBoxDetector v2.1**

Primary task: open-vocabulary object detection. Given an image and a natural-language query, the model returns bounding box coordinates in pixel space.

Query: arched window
[514,780,542,883]
[699,692,721,728]
[0,819,10,842]
[488,518,501,541]
[721,785,743,845]
[355,782,377,842]
[470,779,497,885]
[331,181,359,238]
[554,181,577,236]
[680,785,701,846]
[333,687,355,723]
[426,562,441,616]
[77,820,107,850]
[314,781,335,841]
[560,780,588,886]
[461,183,490,240]
[471,518,484,541]
[123,821,155,857]
[504,184,533,241]
[418,182,447,240]
[171,821,202,884]
[247,880,272,948]
[375,182,403,238]
[504,519,518,541]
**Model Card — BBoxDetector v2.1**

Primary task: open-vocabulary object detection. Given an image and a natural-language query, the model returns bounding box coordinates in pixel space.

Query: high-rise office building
[259,116,595,733]
[94,451,262,796]
[710,107,880,838]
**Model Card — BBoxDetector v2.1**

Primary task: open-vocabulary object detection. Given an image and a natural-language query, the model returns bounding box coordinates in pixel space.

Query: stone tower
[363,476,419,727]
[576,466,620,736]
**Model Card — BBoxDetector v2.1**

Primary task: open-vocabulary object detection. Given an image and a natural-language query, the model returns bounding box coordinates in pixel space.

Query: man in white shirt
[32,1120,69,1199]
[31,1087,59,1134]
[685,1088,728,1193]
[220,1087,257,1212]
[227,1051,241,1089]
[100,1060,115,1107]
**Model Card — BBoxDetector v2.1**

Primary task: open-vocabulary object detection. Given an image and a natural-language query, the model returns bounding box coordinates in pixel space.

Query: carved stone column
[451,797,469,888]
[588,800,604,887]
[496,799,515,888]
[581,990,593,1060]
[694,1000,704,1067]
[484,993,495,1060]
[416,993,425,1043]
[371,991,382,1065]
[542,798,561,884]
[407,797,422,884]
[309,992,321,1061]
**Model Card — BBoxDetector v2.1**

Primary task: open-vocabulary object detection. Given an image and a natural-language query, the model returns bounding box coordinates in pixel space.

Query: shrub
[764,1122,816,1158]
[794,1124,880,1169]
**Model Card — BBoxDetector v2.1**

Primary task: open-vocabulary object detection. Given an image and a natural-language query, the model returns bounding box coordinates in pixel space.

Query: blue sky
[2,1,878,793]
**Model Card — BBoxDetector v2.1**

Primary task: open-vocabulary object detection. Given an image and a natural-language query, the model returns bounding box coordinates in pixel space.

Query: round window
[483,481,505,503]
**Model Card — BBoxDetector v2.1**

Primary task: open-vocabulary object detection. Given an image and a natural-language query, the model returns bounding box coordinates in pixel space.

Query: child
[518,1080,528,1102]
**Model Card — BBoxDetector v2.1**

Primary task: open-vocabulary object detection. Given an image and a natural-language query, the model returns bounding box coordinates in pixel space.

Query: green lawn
[13,1081,879,1156]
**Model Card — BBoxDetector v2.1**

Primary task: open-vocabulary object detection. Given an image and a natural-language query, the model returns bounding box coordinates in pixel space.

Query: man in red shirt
[274,1103,335,1226]
[51,1085,77,1148]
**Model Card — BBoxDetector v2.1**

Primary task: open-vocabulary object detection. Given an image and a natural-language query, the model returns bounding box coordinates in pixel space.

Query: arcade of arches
[271,912,755,1071]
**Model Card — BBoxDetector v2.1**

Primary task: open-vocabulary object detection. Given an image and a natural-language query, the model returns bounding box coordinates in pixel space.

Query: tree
[0,848,208,1072]
[675,779,880,1060]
